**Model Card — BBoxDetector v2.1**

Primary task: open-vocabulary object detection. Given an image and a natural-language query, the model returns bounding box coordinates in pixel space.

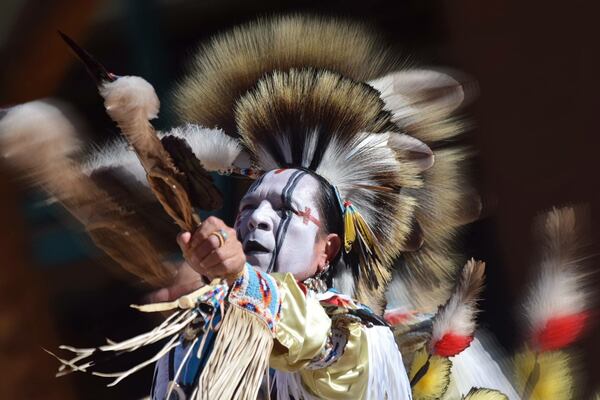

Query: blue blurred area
[21,190,96,267]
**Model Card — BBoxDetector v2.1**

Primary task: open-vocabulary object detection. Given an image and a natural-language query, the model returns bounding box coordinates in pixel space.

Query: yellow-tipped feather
[410,346,452,400]
[463,388,508,400]
[514,349,573,400]
[344,207,357,253]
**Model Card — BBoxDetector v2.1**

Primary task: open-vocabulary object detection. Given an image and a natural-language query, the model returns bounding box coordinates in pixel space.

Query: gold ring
[209,229,227,248]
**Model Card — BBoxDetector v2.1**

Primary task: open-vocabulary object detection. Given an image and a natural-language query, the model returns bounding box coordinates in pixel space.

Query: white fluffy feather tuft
[83,123,244,184]
[163,124,243,171]
[524,207,588,334]
[83,138,147,183]
[99,76,159,122]
[431,259,485,346]
[0,100,81,182]
[316,132,396,227]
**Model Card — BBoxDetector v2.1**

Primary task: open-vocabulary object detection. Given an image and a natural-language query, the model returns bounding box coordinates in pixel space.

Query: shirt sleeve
[269,272,370,399]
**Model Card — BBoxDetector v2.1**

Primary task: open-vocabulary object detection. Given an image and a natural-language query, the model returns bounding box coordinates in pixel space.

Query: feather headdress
[165,15,472,310]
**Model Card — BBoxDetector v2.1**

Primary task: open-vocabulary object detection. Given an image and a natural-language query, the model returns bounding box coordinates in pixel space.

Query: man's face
[234,169,323,278]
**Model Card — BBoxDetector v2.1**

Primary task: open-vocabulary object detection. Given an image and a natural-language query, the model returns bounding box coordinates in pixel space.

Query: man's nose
[247,201,273,231]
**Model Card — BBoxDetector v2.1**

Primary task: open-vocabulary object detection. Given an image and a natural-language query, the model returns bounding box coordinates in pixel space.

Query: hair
[304,170,345,284]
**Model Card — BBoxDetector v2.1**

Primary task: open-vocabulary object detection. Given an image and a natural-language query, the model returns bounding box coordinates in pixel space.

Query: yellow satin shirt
[269,273,370,399]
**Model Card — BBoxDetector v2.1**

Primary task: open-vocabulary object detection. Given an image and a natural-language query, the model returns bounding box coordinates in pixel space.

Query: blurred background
[0,0,598,398]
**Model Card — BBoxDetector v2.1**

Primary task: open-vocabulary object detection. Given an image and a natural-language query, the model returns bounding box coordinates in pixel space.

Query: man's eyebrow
[240,193,258,205]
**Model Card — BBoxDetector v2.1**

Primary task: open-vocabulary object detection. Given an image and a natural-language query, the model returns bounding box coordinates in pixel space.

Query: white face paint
[235,169,323,277]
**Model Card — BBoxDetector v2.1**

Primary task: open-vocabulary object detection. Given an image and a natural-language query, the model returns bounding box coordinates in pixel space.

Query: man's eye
[241,204,256,212]
[275,205,296,214]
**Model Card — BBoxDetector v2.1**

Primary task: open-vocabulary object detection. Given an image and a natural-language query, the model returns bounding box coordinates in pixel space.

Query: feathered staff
[38,34,278,400]
[409,259,486,400]
[515,206,590,400]
[59,32,202,233]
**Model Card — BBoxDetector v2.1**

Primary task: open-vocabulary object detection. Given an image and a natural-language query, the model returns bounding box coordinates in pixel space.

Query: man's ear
[369,69,474,125]
[324,233,341,265]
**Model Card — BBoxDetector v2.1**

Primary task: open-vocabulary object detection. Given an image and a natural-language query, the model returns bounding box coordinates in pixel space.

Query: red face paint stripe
[295,207,321,227]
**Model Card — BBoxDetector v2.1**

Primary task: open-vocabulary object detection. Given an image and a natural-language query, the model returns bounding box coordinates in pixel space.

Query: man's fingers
[194,238,244,275]
[177,231,192,250]
[190,216,225,249]
[196,246,233,272]
[189,225,236,267]
[189,234,221,264]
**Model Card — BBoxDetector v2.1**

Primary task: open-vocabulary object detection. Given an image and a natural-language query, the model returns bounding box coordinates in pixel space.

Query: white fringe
[274,370,319,400]
[365,325,413,400]
[451,334,520,399]
[274,326,413,399]
[47,308,196,386]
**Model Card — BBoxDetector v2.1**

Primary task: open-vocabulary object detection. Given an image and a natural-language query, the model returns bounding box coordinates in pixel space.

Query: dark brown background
[1,0,598,398]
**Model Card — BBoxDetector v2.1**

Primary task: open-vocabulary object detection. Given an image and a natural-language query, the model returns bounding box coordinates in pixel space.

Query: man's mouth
[244,240,270,254]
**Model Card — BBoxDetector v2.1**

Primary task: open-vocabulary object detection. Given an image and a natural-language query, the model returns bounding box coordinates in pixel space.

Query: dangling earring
[304,262,330,293]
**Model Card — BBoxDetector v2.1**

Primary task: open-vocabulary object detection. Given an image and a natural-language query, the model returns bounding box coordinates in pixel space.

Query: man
[2,15,516,400]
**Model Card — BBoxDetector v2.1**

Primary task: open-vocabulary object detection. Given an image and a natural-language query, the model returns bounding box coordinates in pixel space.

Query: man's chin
[245,252,272,272]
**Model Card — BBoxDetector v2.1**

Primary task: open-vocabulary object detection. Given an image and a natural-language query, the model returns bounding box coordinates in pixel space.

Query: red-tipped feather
[534,312,589,351]
[524,207,590,351]
[434,332,474,357]
[430,259,485,357]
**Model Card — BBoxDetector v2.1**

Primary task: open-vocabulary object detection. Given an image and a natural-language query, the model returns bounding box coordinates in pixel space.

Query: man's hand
[177,216,245,281]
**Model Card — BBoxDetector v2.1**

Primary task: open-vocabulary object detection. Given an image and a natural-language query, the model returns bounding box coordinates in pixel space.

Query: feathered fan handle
[430,259,485,357]
[524,206,590,352]
[160,135,223,211]
[60,33,200,232]
[0,101,174,286]
[99,76,200,232]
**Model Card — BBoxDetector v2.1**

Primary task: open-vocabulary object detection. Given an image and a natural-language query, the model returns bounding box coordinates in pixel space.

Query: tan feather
[0,100,174,286]
[175,15,403,135]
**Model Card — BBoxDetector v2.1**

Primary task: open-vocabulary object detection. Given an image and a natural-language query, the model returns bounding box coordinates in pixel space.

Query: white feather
[365,326,413,399]
[523,207,588,334]
[525,261,586,332]
[430,260,484,348]
[99,76,160,122]
[369,69,466,125]
[452,333,520,399]
[316,132,395,227]
[431,291,477,340]
[163,124,243,171]
[83,138,147,183]
[82,123,245,185]
[0,100,79,163]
